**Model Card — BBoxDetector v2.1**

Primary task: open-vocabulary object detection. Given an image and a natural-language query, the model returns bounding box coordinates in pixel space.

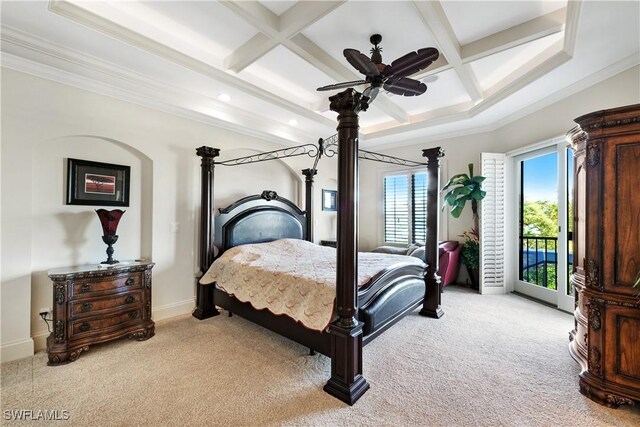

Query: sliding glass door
[514,144,573,312]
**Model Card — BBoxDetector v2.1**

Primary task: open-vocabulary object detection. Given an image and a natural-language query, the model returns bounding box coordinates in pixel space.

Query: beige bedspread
[200,239,424,331]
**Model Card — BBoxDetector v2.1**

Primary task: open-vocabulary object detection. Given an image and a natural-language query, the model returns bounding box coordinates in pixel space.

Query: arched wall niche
[29,135,153,345]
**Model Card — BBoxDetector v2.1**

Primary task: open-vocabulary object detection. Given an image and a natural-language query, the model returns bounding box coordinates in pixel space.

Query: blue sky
[523,153,558,202]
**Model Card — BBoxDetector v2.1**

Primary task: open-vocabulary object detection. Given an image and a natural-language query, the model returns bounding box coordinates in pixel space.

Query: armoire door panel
[613,142,640,290]
[604,307,640,387]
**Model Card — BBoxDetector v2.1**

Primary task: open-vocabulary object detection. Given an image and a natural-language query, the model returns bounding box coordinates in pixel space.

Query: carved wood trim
[588,347,601,376]
[54,320,65,343]
[55,282,66,304]
[586,299,602,331]
[144,269,152,288]
[605,394,636,408]
[586,260,600,289]
[588,116,640,130]
[587,141,600,167]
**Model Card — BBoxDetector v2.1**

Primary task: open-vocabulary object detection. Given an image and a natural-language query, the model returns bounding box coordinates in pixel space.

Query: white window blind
[384,175,409,243]
[412,173,427,243]
[384,172,427,244]
[480,153,506,294]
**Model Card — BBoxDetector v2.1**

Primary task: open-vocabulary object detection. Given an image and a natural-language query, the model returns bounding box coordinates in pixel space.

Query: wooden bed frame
[193,89,444,405]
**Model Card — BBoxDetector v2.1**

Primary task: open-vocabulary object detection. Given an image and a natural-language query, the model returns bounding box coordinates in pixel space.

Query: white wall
[2,64,637,361]
[359,66,640,282]
[0,69,336,361]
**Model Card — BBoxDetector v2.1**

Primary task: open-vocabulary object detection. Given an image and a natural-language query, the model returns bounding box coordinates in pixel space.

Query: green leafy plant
[442,163,487,232]
[442,163,486,290]
[460,228,480,270]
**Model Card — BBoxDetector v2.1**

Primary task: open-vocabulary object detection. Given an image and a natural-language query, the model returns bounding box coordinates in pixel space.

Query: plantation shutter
[384,175,409,243]
[480,153,506,294]
[412,172,427,243]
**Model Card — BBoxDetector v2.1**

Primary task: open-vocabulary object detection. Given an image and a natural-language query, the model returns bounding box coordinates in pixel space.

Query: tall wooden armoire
[567,104,640,408]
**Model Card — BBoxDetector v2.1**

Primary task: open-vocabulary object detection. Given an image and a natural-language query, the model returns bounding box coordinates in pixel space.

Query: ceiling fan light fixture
[217,93,231,102]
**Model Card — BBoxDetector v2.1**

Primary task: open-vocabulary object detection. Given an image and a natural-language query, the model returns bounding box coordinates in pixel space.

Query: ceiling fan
[317,34,440,102]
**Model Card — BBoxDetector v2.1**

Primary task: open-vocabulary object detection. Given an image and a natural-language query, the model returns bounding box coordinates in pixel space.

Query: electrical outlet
[39,307,51,316]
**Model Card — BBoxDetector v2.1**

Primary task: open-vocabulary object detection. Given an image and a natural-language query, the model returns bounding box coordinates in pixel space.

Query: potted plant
[442,163,486,290]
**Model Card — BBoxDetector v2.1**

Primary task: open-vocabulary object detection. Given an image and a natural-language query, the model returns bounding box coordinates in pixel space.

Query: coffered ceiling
[2,1,639,148]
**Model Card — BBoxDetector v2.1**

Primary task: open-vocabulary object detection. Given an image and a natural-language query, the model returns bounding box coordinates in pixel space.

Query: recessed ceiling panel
[73,1,258,65]
[238,45,331,107]
[469,32,564,91]
[397,69,472,115]
[303,1,438,72]
[442,1,567,45]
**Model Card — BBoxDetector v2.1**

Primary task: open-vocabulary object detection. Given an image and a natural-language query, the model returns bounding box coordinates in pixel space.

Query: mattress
[200,239,423,331]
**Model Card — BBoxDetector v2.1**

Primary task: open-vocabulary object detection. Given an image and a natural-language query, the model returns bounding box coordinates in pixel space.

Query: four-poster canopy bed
[193,89,444,405]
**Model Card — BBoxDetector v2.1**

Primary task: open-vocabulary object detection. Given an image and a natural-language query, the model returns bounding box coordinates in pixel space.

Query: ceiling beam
[48,0,336,127]
[563,0,583,56]
[461,8,566,63]
[413,0,484,102]
[222,1,344,73]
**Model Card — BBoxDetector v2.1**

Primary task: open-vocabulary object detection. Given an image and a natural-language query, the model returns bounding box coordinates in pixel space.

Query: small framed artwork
[322,189,337,211]
[67,158,130,206]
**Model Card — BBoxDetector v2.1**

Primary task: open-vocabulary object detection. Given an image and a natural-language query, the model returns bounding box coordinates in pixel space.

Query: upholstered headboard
[213,190,306,256]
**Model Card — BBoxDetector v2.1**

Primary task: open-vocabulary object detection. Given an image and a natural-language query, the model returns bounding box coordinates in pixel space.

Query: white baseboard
[1,337,35,363]
[32,331,49,353]
[153,299,195,321]
[480,287,507,295]
[28,299,195,353]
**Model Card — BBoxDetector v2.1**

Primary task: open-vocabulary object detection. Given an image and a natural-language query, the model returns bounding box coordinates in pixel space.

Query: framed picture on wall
[67,158,130,206]
[322,189,337,211]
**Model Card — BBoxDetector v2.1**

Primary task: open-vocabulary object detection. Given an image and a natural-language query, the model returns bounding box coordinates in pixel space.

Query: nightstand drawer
[70,291,143,318]
[70,308,143,338]
[71,273,142,298]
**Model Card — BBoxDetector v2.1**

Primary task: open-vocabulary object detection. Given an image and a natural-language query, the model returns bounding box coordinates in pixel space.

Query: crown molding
[0,48,316,148]
[47,0,335,128]
[365,54,639,151]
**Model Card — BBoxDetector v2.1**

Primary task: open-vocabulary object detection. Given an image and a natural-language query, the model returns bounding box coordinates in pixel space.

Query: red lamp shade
[95,209,125,236]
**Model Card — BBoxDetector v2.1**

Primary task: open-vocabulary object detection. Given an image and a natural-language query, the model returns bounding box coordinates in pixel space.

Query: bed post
[301,168,317,242]
[193,146,221,320]
[420,147,445,318]
[324,89,370,405]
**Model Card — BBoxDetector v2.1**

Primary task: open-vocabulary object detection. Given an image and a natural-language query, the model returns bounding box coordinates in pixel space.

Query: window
[383,171,427,244]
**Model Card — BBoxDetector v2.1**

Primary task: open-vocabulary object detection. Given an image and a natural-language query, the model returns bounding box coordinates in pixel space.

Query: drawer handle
[125,278,135,286]
[80,283,92,293]
[79,322,91,332]
[80,302,93,312]
[124,295,135,304]
[128,311,139,320]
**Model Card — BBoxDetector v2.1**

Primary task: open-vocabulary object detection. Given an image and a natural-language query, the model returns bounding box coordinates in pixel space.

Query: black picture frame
[67,158,130,206]
[322,189,337,211]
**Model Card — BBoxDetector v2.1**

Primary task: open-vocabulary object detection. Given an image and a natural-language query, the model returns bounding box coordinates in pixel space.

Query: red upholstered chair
[372,241,462,287]
[436,241,462,287]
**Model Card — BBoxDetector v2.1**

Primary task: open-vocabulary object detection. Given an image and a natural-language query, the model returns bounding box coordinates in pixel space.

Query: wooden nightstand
[46,261,155,365]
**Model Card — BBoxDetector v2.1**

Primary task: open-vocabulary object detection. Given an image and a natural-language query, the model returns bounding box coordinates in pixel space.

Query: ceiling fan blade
[317,80,368,91]
[344,48,380,77]
[385,47,439,78]
[362,86,380,103]
[384,77,427,96]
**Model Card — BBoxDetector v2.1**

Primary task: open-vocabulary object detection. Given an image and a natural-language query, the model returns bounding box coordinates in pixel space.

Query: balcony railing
[520,236,558,289]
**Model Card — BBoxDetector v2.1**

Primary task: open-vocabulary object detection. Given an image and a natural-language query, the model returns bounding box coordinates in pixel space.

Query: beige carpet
[2,286,638,426]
